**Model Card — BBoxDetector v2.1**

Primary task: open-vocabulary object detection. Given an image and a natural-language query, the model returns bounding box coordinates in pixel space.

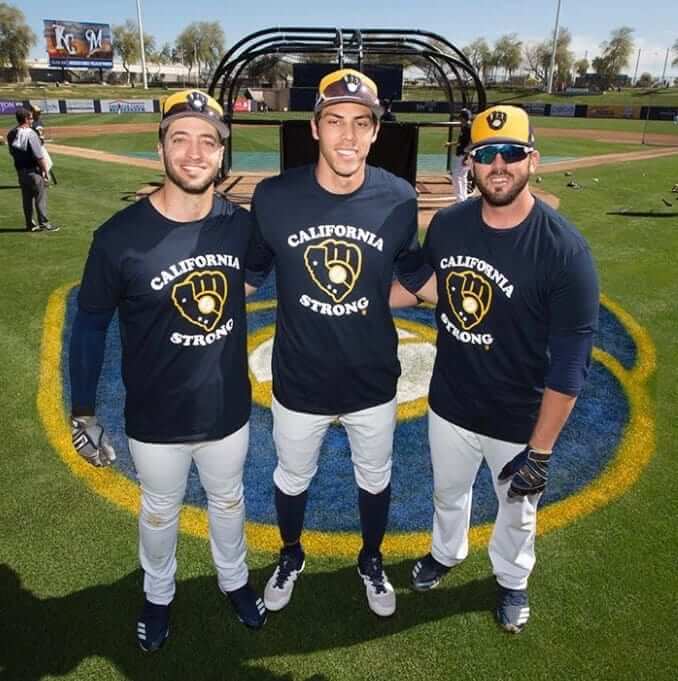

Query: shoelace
[362,558,387,594]
[274,554,300,588]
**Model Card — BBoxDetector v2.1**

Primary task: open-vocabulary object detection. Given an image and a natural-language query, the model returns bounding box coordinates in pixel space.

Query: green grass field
[52,128,645,159]
[0,145,677,680]
[3,82,677,105]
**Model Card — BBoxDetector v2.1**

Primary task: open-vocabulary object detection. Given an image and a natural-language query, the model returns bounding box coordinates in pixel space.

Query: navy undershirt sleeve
[69,307,115,416]
[245,193,275,288]
[545,246,600,396]
[545,332,594,396]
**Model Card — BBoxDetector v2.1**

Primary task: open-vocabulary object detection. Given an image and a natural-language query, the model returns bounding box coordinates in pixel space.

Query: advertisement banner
[522,102,546,115]
[550,103,576,117]
[65,99,95,113]
[29,99,61,114]
[587,105,642,119]
[0,101,20,115]
[44,19,113,68]
[100,99,155,114]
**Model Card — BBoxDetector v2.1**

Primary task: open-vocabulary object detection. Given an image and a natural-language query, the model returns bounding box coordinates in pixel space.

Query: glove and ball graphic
[171,271,228,332]
[446,270,492,330]
[304,239,362,303]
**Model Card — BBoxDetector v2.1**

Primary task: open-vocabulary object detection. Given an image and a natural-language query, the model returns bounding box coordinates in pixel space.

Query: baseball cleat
[264,547,305,611]
[227,583,267,630]
[358,551,396,617]
[40,223,60,232]
[496,585,530,633]
[410,553,452,591]
[136,599,170,652]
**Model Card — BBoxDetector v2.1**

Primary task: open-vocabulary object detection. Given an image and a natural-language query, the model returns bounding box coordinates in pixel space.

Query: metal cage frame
[208,27,486,174]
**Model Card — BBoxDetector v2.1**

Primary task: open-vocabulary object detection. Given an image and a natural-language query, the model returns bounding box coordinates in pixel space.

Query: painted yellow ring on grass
[39,285,656,557]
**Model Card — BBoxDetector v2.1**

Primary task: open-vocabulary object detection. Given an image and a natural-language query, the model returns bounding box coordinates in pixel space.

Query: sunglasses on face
[469,144,533,165]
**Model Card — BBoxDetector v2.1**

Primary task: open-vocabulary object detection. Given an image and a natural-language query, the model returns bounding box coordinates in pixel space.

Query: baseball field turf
[0,133,677,680]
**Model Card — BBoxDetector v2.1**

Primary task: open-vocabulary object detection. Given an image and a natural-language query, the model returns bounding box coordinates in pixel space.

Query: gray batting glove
[71,416,117,467]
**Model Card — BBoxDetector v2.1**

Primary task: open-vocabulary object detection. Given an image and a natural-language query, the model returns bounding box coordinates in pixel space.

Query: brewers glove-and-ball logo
[487,110,508,130]
[446,270,492,330]
[304,239,362,303]
[171,270,228,332]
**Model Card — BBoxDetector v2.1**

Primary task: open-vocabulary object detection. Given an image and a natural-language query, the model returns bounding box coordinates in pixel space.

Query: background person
[447,107,473,202]
[247,69,421,618]
[6,107,57,232]
[69,89,266,653]
[391,105,600,633]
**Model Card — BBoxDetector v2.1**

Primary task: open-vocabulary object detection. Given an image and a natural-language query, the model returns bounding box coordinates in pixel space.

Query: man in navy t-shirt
[69,90,266,651]
[247,69,421,617]
[391,105,599,633]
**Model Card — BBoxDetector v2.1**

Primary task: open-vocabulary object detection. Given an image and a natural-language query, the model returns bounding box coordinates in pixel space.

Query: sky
[19,0,678,79]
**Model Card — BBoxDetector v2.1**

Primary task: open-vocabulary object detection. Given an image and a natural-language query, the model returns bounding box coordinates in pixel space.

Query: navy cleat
[496,585,530,633]
[264,547,305,611]
[227,583,267,630]
[410,553,452,591]
[358,551,396,617]
[136,599,170,652]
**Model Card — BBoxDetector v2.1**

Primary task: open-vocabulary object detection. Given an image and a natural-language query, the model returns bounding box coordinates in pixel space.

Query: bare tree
[0,2,35,81]
[595,26,634,88]
[176,21,225,86]
[112,19,155,85]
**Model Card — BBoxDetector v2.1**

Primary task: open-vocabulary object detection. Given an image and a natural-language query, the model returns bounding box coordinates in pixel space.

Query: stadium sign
[100,99,155,114]
[44,19,113,68]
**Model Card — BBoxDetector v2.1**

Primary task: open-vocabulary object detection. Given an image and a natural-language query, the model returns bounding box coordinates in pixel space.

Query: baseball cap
[160,89,229,140]
[314,69,384,118]
[466,105,534,152]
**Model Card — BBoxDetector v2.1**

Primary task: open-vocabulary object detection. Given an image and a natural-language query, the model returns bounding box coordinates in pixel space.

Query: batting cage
[208,27,486,184]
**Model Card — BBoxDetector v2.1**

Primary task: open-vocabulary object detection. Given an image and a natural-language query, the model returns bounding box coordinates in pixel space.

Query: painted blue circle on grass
[61,279,629,532]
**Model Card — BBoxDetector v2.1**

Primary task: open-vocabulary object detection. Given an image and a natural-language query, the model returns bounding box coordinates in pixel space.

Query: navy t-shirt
[77,195,252,443]
[248,164,419,414]
[423,197,599,443]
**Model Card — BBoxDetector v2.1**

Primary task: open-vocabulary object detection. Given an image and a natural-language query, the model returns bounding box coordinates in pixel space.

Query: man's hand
[71,416,117,467]
[498,446,551,498]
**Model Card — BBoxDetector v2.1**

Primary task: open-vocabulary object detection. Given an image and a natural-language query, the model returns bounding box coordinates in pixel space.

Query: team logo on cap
[487,110,508,130]
[187,91,208,112]
[344,73,361,93]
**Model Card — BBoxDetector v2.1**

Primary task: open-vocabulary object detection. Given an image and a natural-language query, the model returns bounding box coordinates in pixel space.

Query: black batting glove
[498,446,551,499]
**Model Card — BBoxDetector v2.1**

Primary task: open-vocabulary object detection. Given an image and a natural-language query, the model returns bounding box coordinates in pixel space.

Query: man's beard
[475,168,530,207]
[163,152,219,195]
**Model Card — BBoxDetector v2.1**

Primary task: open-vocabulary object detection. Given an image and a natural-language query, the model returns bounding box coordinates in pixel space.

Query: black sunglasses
[469,144,533,165]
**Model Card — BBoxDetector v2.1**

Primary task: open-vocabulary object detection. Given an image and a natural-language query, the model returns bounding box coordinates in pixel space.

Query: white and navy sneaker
[136,599,170,652]
[264,547,305,611]
[496,585,530,633]
[411,553,452,592]
[358,552,396,617]
[227,583,267,630]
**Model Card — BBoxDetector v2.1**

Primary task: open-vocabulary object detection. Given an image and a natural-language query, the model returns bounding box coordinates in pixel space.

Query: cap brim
[160,111,229,140]
[315,96,384,118]
[465,136,533,154]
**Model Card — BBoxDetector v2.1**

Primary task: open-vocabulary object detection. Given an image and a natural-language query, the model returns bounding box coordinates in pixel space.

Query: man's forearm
[529,388,577,451]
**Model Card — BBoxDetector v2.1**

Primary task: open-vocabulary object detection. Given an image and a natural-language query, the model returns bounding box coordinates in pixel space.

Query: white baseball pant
[428,408,540,590]
[451,155,470,202]
[128,422,250,605]
[271,396,397,496]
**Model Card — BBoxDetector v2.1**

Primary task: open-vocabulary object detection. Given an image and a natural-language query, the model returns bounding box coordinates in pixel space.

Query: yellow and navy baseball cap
[314,69,383,117]
[160,89,229,140]
[467,105,535,152]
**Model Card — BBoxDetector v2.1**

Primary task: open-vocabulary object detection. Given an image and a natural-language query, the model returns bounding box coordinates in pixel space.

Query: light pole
[135,0,148,89]
[546,0,562,94]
